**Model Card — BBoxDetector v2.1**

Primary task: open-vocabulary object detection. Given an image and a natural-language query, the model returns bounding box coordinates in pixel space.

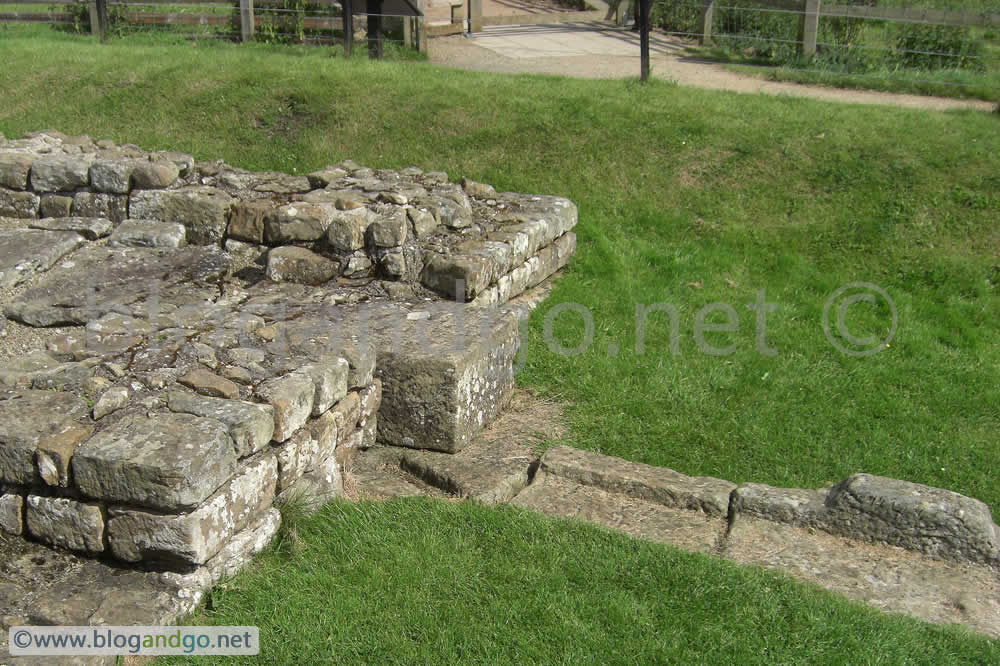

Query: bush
[892,23,985,71]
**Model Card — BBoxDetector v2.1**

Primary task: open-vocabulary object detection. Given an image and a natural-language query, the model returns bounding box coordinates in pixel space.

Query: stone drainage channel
[0,131,997,663]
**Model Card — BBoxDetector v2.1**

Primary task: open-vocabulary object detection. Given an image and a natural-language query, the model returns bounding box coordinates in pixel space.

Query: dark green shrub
[892,23,985,71]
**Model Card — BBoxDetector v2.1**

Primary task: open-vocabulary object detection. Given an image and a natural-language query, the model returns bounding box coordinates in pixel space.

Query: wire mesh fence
[647,0,1000,98]
[0,0,424,58]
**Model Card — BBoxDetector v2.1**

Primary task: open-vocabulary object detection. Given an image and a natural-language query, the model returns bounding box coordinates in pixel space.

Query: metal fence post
[699,0,713,44]
[239,0,254,41]
[799,0,819,57]
[639,0,649,80]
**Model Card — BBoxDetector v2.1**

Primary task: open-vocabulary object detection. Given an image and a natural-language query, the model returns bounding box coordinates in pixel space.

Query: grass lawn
[1,26,999,660]
[164,499,999,664]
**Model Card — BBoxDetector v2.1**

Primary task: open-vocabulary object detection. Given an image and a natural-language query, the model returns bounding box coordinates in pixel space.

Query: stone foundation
[0,130,579,572]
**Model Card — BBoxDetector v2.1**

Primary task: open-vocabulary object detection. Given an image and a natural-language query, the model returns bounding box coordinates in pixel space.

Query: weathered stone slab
[129,186,233,245]
[512,472,724,554]
[539,446,735,517]
[723,516,1000,639]
[25,495,105,554]
[0,152,33,190]
[255,372,315,442]
[107,219,187,248]
[0,389,88,485]
[29,216,113,240]
[29,154,94,192]
[0,493,23,535]
[4,245,231,326]
[0,228,85,289]
[823,474,1000,568]
[167,390,274,458]
[72,412,238,512]
[91,386,129,420]
[107,455,276,565]
[0,188,39,218]
[399,436,536,505]
[266,246,339,285]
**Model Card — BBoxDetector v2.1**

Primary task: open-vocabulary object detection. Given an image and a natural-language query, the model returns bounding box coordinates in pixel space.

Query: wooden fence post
[239,0,254,41]
[799,0,819,57]
[367,0,382,59]
[699,0,713,44]
[92,0,108,41]
[415,0,427,54]
[88,0,100,37]
[468,0,482,32]
[343,0,353,56]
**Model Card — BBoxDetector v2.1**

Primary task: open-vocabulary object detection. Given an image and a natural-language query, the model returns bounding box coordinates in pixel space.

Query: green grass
[0,27,998,509]
[161,499,999,663]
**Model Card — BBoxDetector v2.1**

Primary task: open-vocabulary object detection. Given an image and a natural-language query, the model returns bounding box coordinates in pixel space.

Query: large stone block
[29,216,113,240]
[29,154,94,192]
[0,389,89,485]
[72,412,238,512]
[264,202,335,244]
[107,455,277,565]
[266,246,339,285]
[129,186,233,245]
[0,187,40,218]
[26,495,105,554]
[166,390,274,458]
[89,158,136,194]
[300,356,349,415]
[360,303,520,452]
[255,372,315,442]
[326,207,372,252]
[72,191,127,223]
[824,474,1000,567]
[0,151,33,190]
[0,229,86,290]
[37,421,95,487]
[227,200,273,244]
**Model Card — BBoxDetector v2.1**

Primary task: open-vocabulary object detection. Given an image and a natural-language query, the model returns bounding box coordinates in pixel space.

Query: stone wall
[0,129,578,306]
[0,129,579,572]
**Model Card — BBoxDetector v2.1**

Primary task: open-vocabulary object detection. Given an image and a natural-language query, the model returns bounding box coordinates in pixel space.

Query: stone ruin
[0,129,578,575]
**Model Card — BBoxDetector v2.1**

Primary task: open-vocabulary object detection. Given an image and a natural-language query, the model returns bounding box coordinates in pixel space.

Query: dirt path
[427,24,995,112]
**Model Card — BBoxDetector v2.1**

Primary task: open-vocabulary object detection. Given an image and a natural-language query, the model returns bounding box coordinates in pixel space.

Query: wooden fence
[697,0,1000,57]
[0,0,426,56]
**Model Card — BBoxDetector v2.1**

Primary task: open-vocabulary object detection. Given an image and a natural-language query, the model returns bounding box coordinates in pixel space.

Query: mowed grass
[0,27,998,508]
[160,499,999,664]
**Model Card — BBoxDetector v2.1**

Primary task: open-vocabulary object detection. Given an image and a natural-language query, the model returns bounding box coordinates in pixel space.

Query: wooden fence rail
[696,0,1000,57]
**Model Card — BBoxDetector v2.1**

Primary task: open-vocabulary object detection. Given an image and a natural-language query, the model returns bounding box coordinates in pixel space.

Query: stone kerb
[532,446,1000,570]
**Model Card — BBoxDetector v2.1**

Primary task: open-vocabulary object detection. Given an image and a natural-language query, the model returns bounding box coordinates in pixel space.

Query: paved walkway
[429,24,996,112]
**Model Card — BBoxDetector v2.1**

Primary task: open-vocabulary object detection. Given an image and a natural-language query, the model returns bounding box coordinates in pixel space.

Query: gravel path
[427,25,995,112]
